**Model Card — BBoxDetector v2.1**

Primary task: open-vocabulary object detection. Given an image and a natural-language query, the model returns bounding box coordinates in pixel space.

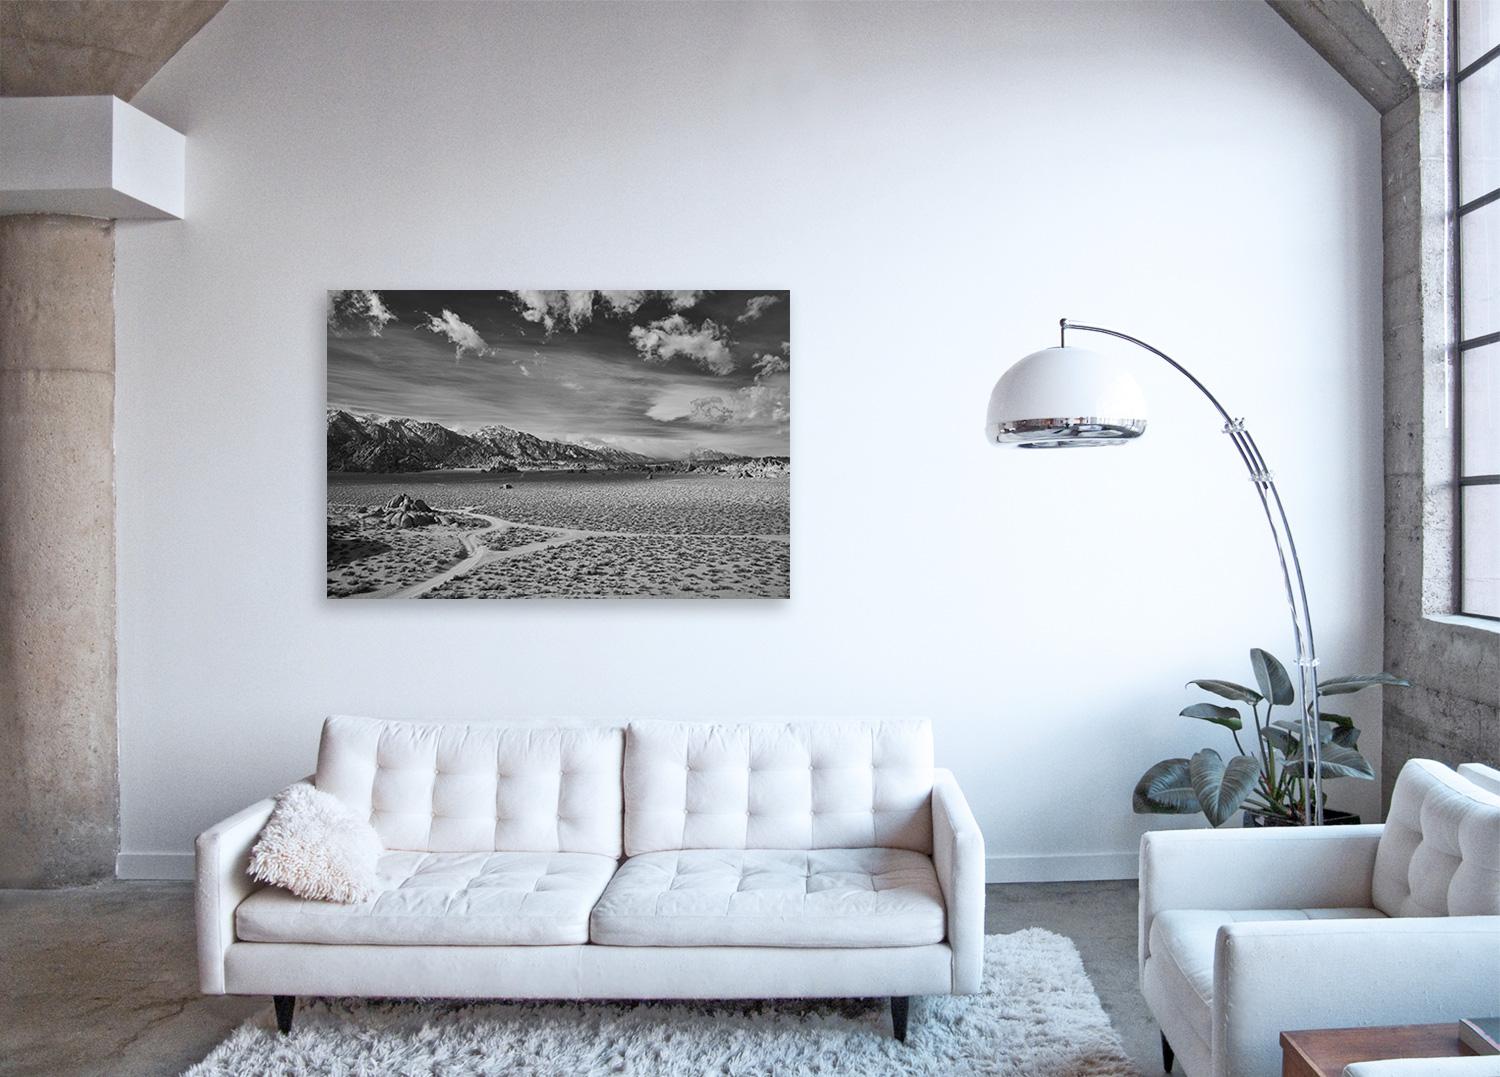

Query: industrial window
[1454,0,1500,618]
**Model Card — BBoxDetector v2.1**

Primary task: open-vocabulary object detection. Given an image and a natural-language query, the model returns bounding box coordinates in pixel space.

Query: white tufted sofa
[1139,758,1500,1077]
[196,716,985,1040]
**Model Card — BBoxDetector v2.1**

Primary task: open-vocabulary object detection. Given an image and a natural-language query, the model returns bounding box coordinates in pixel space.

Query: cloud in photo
[328,290,397,337]
[513,290,596,334]
[598,291,648,316]
[629,315,734,375]
[665,290,705,311]
[422,309,493,360]
[752,345,789,379]
[686,375,790,429]
[645,383,707,423]
[647,345,790,432]
[682,339,790,429]
[510,290,709,335]
[737,294,782,323]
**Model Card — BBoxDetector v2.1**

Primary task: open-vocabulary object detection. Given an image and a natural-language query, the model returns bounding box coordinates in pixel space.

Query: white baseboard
[985,852,1137,883]
[117,852,194,880]
[116,850,1137,884]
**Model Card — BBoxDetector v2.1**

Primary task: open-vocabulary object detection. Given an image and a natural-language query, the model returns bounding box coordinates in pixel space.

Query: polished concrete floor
[1,878,1157,1076]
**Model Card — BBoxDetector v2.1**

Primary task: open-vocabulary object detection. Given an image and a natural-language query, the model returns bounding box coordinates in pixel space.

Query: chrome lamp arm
[1060,319,1325,825]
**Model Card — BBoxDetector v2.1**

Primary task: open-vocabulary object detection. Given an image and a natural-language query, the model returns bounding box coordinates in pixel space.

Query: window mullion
[1457,42,1500,81]
[1458,187,1500,216]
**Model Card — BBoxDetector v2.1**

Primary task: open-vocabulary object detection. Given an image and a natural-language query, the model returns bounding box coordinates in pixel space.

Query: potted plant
[1133,648,1409,827]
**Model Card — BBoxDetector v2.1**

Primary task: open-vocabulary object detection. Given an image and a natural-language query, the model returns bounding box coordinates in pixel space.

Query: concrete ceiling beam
[0,0,225,100]
[1266,0,1444,114]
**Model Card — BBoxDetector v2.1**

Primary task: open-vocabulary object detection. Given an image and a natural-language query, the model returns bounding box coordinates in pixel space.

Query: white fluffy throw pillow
[248,783,383,903]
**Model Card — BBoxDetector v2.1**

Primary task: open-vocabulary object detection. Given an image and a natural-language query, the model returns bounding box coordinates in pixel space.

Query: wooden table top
[1280,1023,1477,1077]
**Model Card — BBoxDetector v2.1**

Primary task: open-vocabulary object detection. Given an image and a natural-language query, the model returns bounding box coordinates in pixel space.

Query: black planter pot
[1242,807,1361,828]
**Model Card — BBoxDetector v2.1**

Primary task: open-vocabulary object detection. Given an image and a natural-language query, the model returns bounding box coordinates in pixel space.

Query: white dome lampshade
[985,346,1149,448]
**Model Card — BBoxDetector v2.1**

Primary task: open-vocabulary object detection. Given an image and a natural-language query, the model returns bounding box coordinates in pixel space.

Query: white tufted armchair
[1138,758,1500,1077]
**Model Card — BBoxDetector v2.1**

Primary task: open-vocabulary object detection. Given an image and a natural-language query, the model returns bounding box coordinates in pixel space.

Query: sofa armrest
[1214,916,1500,1077]
[932,767,985,994]
[1138,824,1383,977]
[194,792,280,993]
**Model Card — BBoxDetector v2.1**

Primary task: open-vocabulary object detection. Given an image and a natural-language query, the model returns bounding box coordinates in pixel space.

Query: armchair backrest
[623,719,934,856]
[1457,762,1500,797]
[1372,758,1500,917]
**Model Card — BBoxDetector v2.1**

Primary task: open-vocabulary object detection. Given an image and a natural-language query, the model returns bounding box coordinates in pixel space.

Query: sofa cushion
[623,720,934,856]
[588,847,946,947]
[248,782,383,903]
[1149,907,1386,1009]
[236,850,618,945]
[315,716,624,856]
[1373,758,1500,918]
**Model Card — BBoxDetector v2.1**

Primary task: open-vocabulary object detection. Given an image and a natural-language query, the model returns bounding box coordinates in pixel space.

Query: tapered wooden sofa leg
[1161,1031,1174,1072]
[273,995,296,1035]
[891,996,910,1042]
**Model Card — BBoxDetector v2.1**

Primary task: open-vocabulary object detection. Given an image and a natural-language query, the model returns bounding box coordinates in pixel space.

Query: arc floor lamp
[985,319,1326,824]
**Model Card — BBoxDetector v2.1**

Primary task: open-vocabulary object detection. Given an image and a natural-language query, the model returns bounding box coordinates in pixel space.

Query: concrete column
[0,213,118,887]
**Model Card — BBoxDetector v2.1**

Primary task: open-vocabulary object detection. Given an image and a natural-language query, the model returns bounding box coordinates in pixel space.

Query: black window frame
[1452,1,1500,621]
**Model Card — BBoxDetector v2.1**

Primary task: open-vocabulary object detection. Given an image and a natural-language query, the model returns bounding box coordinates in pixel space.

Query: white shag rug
[187,930,1140,1076]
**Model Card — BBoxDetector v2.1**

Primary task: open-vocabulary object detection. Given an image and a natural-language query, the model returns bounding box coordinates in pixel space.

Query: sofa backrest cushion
[1372,758,1500,917]
[623,719,934,856]
[315,716,623,856]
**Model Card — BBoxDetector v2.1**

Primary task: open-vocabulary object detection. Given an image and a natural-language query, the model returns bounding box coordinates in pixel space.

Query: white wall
[114,0,1385,880]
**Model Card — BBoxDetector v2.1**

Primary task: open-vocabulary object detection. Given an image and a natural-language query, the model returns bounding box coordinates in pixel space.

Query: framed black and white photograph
[326,290,791,599]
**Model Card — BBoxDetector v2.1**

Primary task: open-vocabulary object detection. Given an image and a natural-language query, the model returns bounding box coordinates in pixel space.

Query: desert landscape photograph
[327,289,791,599]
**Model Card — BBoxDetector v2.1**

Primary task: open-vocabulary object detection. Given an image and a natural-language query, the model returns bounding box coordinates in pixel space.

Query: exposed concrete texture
[0,0,225,100]
[1269,0,1445,112]
[1267,0,1426,112]
[0,879,1156,1076]
[0,214,119,887]
[1362,0,1447,87]
[0,881,259,1076]
[1379,87,1500,800]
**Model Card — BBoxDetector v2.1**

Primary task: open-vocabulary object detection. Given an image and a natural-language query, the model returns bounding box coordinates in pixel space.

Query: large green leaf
[1263,726,1296,756]
[1180,703,1243,731]
[1133,759,1201,814]
[1188,748,1261,827]
[1317,673,1411,696]
[1332,725,1361,749]
[1284,742,1376,780]
[1187,679,1263,705]
[1315,712,1355,730]
[1271,717,1333,744]
[1250,649,1295,706]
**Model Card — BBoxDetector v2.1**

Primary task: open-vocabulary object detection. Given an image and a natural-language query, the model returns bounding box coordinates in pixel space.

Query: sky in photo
[328,290,790,459]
